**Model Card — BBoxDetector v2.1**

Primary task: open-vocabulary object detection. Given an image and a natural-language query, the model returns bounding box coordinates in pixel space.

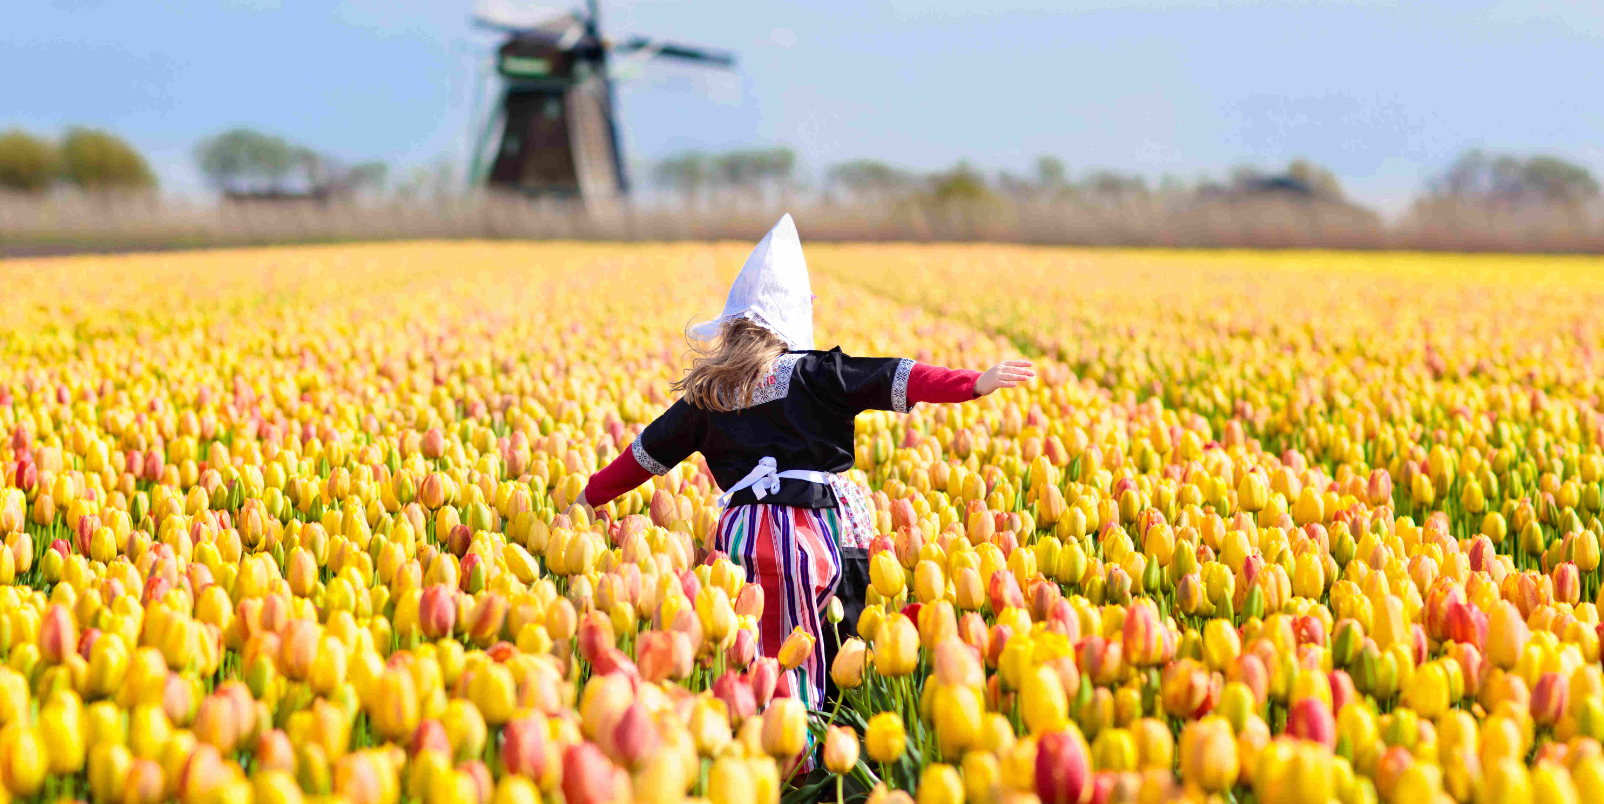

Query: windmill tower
[469,0,735,207]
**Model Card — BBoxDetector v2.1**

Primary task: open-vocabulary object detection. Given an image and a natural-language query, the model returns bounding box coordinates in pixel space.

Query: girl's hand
[974,359,1035,396]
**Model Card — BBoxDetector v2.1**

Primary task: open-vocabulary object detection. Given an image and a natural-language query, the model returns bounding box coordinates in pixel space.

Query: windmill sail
[567,75,622,207]
[470,2,734,202]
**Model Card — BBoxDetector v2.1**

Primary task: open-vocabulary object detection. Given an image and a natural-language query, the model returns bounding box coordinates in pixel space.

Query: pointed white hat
[689,213,814,351]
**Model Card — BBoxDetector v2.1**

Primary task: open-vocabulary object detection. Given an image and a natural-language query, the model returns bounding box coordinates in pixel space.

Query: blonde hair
[672,317,789,412]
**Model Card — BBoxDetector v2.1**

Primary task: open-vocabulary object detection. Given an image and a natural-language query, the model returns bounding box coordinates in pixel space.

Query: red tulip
[1036,727,1091,804]
[1328,670,1357,715]
[500,715,550,779]
[988,569,1025,612]
[562,742,628,804]
[590,647,639,684]
[419,584,457,640]
[636,631,675,683]
[577,611,614,665]
[1531,672,1569,727]
[725,629,756,669]
[748,657,779,709]
[411,719,452,757]
[608,702,659,768]
[1286,697,1336,748]
[1444,601,1488,650]
[1553,562,1581,605]
[712,671,756,724]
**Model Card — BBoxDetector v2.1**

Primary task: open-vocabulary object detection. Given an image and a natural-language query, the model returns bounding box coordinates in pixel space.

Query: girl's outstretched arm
[575,397,707,514]
[908,359,1034,404]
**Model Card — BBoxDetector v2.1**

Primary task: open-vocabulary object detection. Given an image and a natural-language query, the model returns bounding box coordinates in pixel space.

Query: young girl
[572,214,1033,713]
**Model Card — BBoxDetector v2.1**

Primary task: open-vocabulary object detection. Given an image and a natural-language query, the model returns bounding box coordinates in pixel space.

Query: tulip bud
[832,638,870,689]
[39,604,78,665]
[777,627,816,671]
[1180,717,1239,792]
[712,671,756,724]
[871,551,906,598]
[760,697,807,760]
[1036,727,1092,804]
[917,763,964,804]
[725,628,756,669]
[748,656,780,710]
[866,712,907,764]
[561,742,628,804]
[419,585,457,641]
[873,613,919,677]
[608,701,659,768]
[823,724,860,774]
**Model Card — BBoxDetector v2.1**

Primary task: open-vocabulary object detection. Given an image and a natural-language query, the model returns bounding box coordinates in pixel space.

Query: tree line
[5,124,1599,221]
[653,149,1601,220]
[193,129,387,200]
[0,128,156,193]
[0,126,391,201]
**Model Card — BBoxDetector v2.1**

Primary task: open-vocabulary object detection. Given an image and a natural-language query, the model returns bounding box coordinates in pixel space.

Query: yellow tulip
[760,697,807,760]
[917,763,964,804]
[874,613,919,677]
[777,627,816,671]
[932,684,984,758]
[866,712,907,764]
[871,551,907,598]
[1021,664,1069,734]
[1180,717,1238,793]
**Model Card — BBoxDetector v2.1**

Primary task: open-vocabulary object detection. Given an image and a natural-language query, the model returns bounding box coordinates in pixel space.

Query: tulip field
[4,241,1604,804]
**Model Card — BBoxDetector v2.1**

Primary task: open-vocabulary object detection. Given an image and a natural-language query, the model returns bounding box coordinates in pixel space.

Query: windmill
[468,0,736,205]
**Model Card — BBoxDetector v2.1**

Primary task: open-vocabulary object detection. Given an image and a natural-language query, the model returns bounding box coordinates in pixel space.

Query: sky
[4,0,1602,216]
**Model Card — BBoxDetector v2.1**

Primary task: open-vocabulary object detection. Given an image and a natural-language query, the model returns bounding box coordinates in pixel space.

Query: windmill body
[470,1,734,204]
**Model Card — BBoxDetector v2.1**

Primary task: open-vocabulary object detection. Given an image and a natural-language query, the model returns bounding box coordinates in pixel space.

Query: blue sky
[4,0,1601,214]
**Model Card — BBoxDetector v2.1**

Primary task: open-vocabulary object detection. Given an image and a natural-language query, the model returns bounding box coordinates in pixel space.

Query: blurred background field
[4,2,1602,256]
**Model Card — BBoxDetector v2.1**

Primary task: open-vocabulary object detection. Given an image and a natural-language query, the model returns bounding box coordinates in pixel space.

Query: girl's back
[635,342,915,510]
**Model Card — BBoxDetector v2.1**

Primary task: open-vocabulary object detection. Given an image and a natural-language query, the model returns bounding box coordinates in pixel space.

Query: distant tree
[1081,170,1148,207]
[708,148,795,206]
[1228,165,1266,189]
[0,129,59,192]
[929,161,994,205]
[296,147,329,189]
[1286,159,1344,200]
[654,151,709,208]
[825,159,914,204]
[994,170,1036,202]
[60,128,156,191]
[195,128,298,194]
[1430,150,1599,212]
[1035,155,1068,191]
[197,129,388,200]
[1157,174,1190,196]
[710,151,756,196]
[344,161,389,195]
[755,148,797,201]
[1520,155,1599,208]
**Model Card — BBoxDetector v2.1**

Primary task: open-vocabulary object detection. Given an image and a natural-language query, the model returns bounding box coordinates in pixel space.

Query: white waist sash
[716,456,834,509]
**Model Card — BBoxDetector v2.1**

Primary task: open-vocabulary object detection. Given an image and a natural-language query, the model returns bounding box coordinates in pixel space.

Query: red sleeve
[584,449,654,507]
[908,363,981,405]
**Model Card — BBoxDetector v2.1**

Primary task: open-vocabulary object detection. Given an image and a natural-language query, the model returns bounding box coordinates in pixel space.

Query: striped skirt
[715,503,844,714]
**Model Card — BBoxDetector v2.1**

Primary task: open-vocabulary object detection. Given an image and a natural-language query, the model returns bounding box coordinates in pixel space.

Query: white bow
[715,456,835,509]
